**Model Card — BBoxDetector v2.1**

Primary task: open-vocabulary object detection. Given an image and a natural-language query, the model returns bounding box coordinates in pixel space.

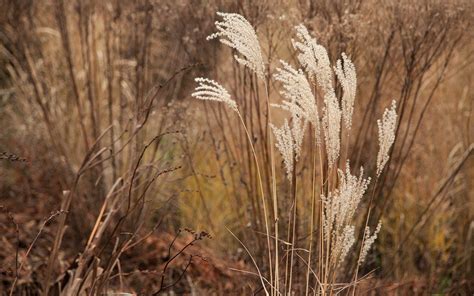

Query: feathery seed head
[273,60,321,145]
[291,115,307,159]
[338,225,355,265]
[360,221,382,265]
[322,91,342,167]
[292,24,333,93]
[322,162,371,266]
[337,163,371,226]
[270,117,306,182]
[271,120,294,181]
[292,25,341,165]
[335,53,357,130]
[376,100,397,177]
[208,12,265,79]
[192,78,237,112]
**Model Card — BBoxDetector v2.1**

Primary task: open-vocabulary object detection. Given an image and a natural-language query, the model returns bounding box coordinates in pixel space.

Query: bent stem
[304,131,317,296]
[288,152,297,294]
[352,178,379,295]
[236,110,273,295]
[264,79,278,295]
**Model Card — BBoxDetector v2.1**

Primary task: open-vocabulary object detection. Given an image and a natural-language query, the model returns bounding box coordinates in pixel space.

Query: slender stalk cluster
[192,14,399,295]
[208,12,265,79]
[191,78,237,112]
[376,100,398,176]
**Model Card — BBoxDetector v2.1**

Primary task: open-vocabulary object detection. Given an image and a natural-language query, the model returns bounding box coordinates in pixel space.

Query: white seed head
[338,163,371,230]
[192,78,237,112]
[273,60,321,145]
[376,100,397,177]
[322,91,342,167]
[292,24,333,94]
[292,24,341,163]
[208,12,265,79]
[335,53,357,130]
[360,221,382,265]
[322,162,371,265]
[338,225,355,265]
[291,116,307,159]
[270,116,306,182]
[270,120,294,181]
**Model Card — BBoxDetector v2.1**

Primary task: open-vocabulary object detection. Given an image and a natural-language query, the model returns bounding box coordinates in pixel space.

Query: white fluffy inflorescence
[273,60,321,145]
[293,24,341,167]
[292,24,333,92]
[336,225,355,266]
[359,221,382,265]
[192,78,237,112]
[376,100,397,176]
[270,115,307,182]
[321,162,371,265]
[208,12,265,79]
[335,53,357,130]
[322,91,342,167]
[291,115,307,159]
[270,120,294,181]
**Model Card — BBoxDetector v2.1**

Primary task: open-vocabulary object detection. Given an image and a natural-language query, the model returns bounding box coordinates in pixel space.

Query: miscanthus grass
[192,13,398,296]
[207,12,266,79]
